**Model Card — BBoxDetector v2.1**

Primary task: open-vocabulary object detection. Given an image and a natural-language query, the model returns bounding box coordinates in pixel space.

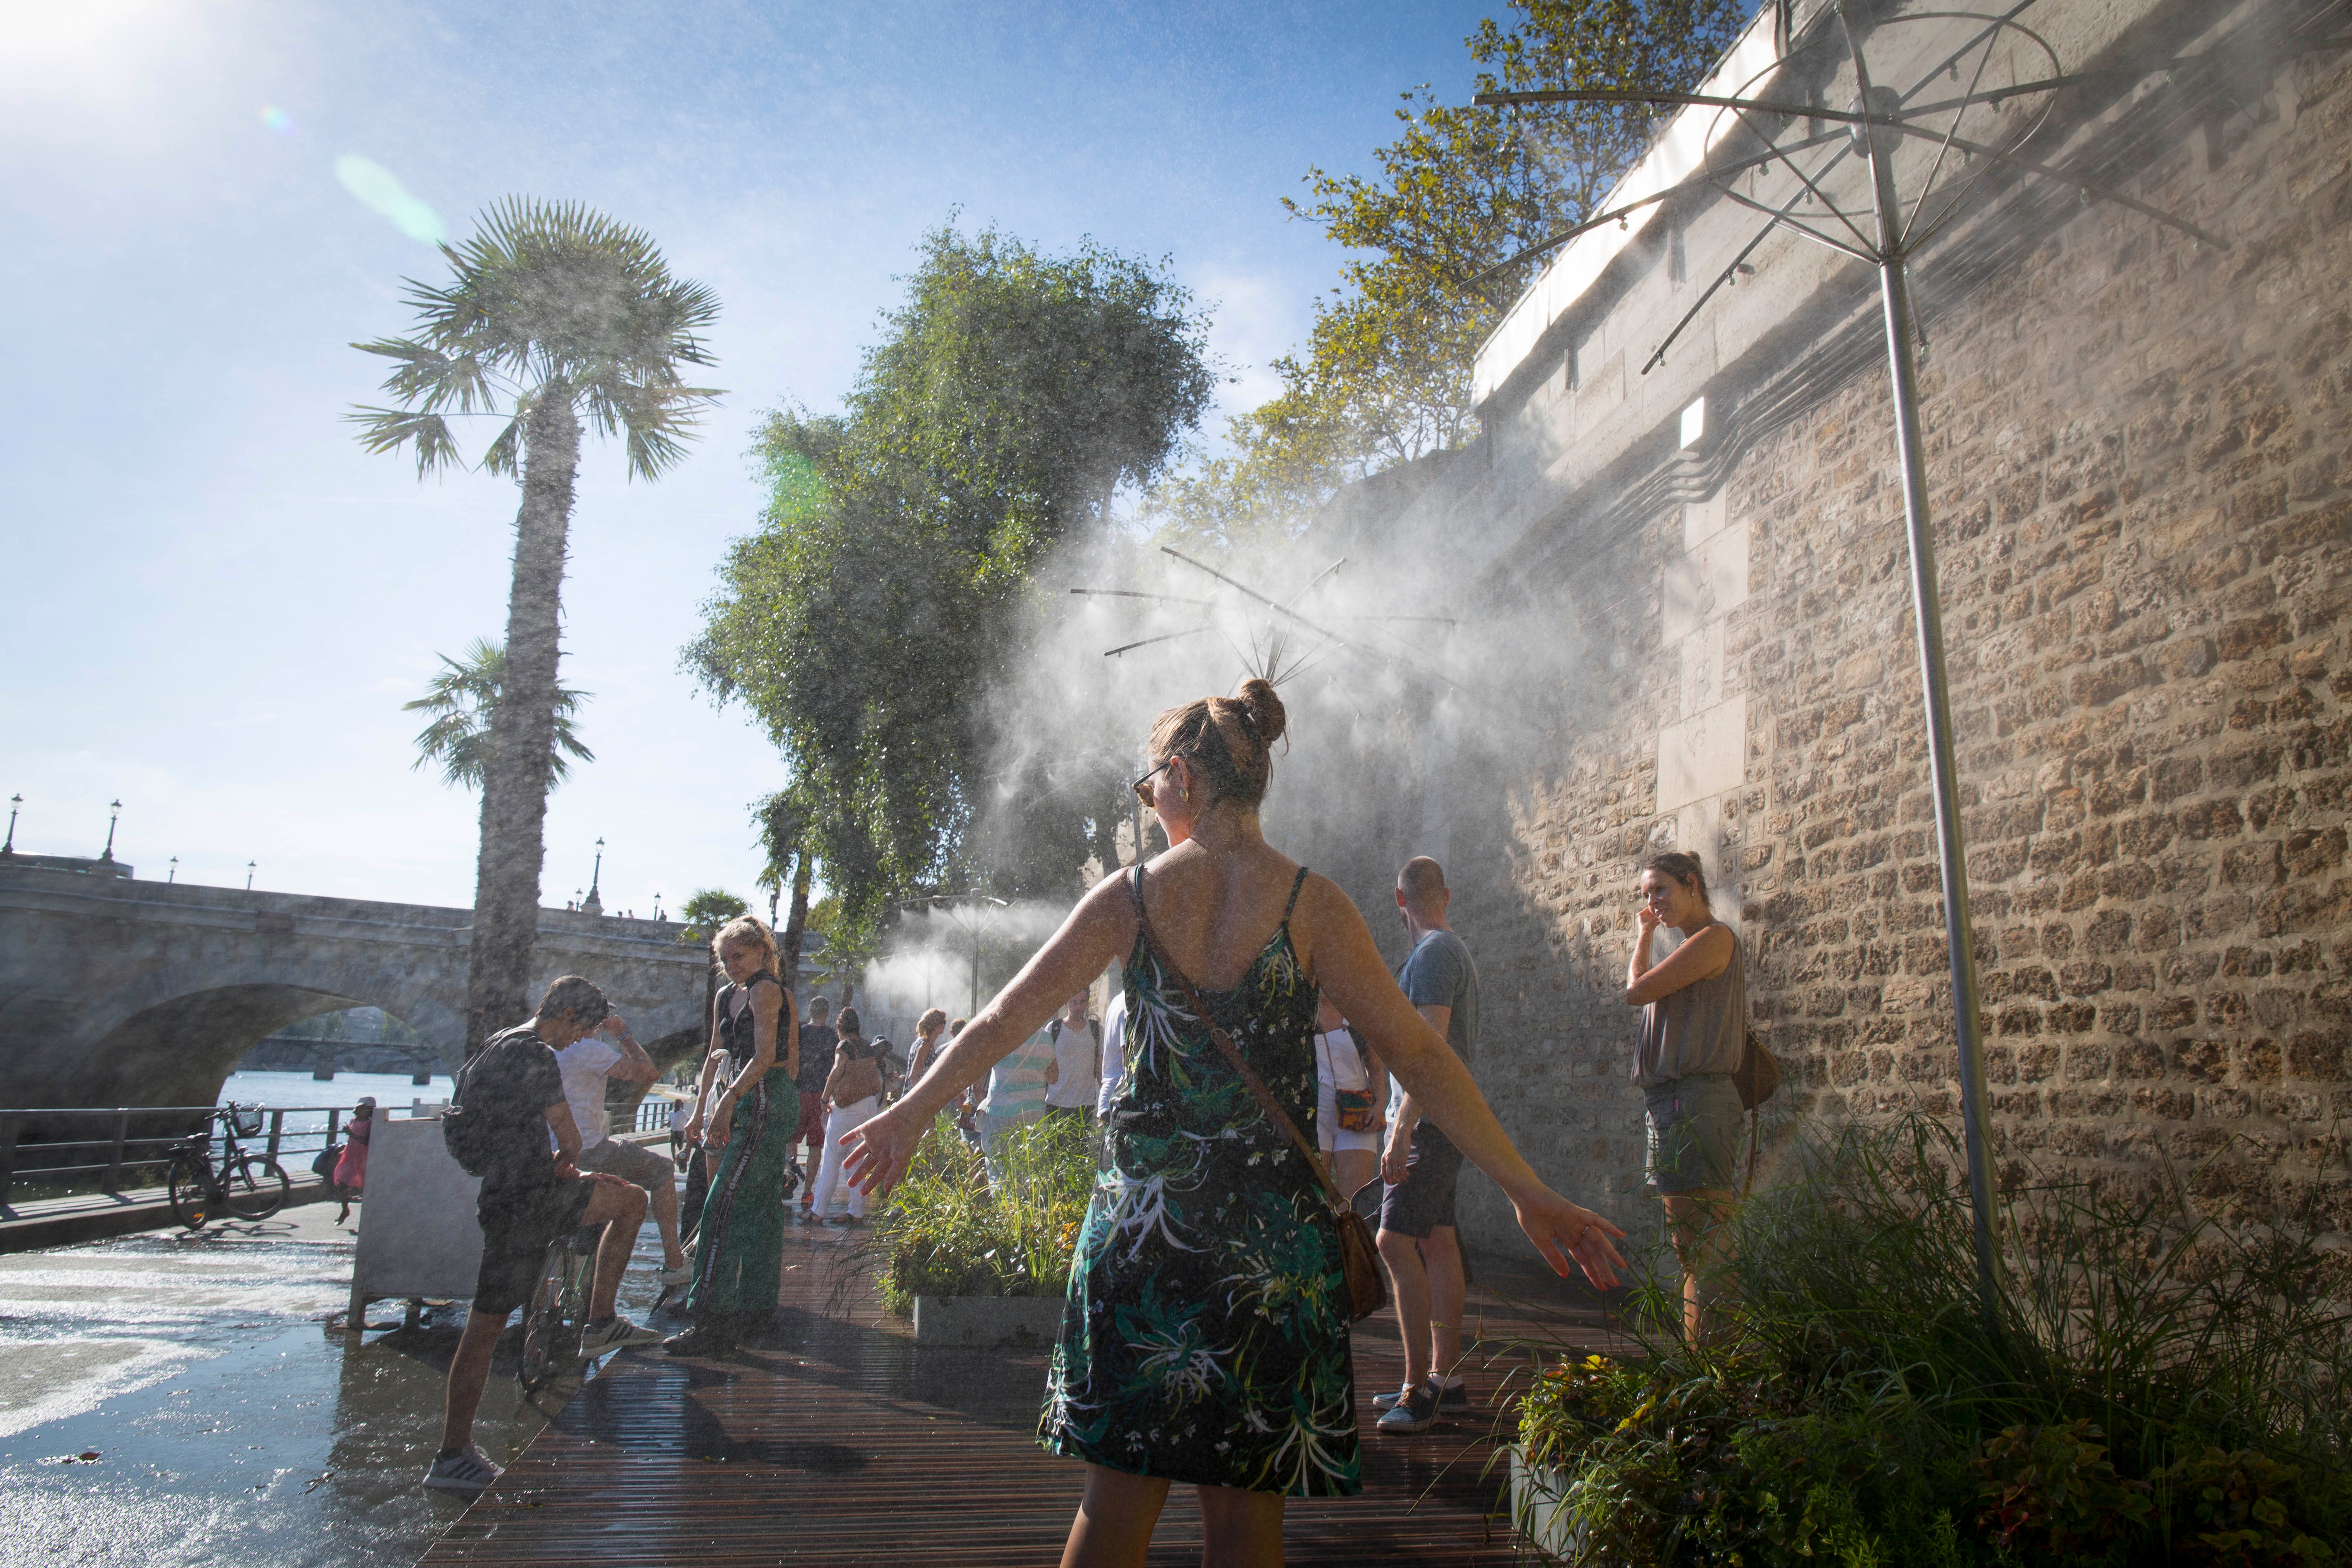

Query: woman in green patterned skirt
[842,678,1626,1567]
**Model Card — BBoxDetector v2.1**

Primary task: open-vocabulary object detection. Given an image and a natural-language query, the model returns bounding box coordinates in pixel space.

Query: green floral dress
[1038,864,1359,1497]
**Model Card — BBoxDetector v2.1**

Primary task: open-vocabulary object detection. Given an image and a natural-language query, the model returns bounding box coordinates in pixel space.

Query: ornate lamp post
[246,860,256,891]
[2,794,19,856]
[168,856,178,884]
[100,799,121,862]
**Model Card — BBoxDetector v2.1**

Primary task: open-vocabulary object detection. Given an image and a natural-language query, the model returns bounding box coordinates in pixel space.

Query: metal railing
[0,1103,376,1210]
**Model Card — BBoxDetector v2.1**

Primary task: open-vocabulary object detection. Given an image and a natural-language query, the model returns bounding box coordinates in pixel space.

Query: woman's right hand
[1636,904,1662,942]
[682,1112,703,1148]
[1511,1185,1629,1292]
[839,1098,931,1198]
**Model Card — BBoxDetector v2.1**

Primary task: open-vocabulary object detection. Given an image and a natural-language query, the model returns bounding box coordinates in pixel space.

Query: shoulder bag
[1733,1026,1781,1192]
[1128,867,1389,1323]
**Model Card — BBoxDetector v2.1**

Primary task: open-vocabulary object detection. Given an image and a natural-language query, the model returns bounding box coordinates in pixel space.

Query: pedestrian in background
[668,916,798,1357]
[792,995,838,1216]
[1043,992,1101,1125]
[1624,850,1744,1343]
[812,1006,885,1224]
[904,1008,950,1090]
[1092,985,1129,1122]
[426,978,657,1495]
[1374,855,1479,1434]
[332,1097,375,1223]
[1312,998,1384,1202]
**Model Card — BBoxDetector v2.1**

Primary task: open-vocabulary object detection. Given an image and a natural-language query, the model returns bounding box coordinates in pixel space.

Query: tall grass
[861,1111,1094,1309]
[1515,1115,2352,1565]
[1731,1116,2351,1480]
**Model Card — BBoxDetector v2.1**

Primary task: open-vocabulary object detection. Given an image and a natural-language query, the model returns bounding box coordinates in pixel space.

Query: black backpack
[441,1027,529,1178]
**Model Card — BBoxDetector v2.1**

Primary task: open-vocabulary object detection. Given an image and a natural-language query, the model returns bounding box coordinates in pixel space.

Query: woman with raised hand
[667,914,798,1358]
[842,678,1625,1568]
[1624,850,1746,1344]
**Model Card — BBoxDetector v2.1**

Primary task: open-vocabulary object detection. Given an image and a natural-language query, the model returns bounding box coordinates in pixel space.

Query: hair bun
[1235,677,1287,748]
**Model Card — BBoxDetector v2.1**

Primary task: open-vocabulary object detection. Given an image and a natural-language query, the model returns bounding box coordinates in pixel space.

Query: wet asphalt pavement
[0,1200,671,1568]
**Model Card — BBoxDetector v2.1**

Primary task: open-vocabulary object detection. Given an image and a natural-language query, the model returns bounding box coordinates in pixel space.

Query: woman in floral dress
[843,678,1626,1567]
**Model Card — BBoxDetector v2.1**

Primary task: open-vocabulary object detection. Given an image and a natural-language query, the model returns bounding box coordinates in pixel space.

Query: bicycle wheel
[516,1241,575,1394]
[223,1155,290,1219]
[167,1156,211,1229]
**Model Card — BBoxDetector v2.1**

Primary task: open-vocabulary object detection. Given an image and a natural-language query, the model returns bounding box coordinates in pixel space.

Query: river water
[0,1098,674,1568]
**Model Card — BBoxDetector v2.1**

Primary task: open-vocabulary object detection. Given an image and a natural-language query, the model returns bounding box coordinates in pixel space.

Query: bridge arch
[49,955,467,1109]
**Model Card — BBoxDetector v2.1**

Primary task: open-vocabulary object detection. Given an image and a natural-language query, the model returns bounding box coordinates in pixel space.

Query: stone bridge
[0,863,712,1109]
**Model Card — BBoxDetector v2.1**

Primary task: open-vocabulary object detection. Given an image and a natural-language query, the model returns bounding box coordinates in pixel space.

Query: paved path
[0,1176,334,1252]
[421,1219,1621,1567]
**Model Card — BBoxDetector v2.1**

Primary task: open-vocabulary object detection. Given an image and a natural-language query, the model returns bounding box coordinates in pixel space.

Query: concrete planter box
[1510,1448,1588,1563]
[912,1292,1065,1349]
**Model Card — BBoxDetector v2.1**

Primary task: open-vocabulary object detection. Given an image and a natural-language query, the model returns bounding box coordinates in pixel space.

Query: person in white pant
[811,1006,888,1224]
[1043,993,1101,1124]
[1312,994,1387,1202]
[1093,988,1129,1120]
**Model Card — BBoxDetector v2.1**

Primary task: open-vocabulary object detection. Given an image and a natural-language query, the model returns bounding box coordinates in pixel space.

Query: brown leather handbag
[1129,867,1390,1323]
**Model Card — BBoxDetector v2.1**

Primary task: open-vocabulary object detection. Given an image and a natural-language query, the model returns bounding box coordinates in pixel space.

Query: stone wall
[1415,15,2352,1252]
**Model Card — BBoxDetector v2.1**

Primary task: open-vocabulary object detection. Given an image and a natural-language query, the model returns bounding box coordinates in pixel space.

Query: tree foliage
[690,226,1213,933]
[1152,0,1755,546]
[403,637,594,790]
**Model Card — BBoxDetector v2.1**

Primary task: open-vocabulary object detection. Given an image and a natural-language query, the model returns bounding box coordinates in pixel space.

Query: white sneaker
[424,1444,503,1494]
[579,1315,661,1357]
[657,1263,692,1287]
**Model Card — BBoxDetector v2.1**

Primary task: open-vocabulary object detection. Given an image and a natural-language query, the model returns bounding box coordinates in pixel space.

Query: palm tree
[405,637,594,790]
[350,198,721,1053]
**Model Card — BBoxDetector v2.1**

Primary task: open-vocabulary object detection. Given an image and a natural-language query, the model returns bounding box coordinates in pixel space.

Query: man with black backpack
[425,976,660,1496]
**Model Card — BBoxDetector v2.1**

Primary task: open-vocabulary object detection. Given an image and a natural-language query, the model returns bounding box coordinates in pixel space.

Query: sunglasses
[1130,755,1177,808]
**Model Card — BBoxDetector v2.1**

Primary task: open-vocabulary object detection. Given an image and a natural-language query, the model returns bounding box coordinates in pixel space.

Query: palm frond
[405,637,593,790]
[345,406,464,478]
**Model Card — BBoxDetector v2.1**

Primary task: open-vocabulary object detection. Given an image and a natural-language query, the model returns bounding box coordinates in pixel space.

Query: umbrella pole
[1852,49,2002,1317]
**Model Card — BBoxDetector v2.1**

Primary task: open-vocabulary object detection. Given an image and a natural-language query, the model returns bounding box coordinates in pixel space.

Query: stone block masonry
[1413,19,2352,1254]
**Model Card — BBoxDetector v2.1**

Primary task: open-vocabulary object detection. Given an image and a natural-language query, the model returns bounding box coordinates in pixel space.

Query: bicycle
[166,1104,291,1228]
[517,1224,603,1396]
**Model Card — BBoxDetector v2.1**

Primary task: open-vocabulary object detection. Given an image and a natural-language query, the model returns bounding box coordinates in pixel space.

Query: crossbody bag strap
[1130,864,1346,1216]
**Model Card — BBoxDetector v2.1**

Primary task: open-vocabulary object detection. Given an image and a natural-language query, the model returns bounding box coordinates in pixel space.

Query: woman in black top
[667,915,798,1357]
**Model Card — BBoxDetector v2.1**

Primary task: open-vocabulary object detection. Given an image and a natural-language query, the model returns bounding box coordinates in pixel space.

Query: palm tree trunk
[463,387,580,1053]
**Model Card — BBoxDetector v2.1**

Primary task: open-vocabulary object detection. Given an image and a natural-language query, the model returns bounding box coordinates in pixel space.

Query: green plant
[864,1112,1093,1309]
[1507,1116,2351,1566]
[1973,1421,2152,1566]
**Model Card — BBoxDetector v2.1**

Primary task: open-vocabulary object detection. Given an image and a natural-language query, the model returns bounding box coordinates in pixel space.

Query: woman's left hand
[1511,1185,1629,1292]
[839,1099,931,1198]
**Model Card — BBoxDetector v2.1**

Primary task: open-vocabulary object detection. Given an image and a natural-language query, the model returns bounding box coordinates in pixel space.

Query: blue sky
[1,0,1501,916]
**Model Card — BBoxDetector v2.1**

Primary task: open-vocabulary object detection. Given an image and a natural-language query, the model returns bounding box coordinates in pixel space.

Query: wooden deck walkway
[420,1218,1620,1566]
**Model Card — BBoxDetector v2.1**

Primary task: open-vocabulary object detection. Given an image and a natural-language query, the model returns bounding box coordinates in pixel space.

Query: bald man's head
[1398,856,1448,916]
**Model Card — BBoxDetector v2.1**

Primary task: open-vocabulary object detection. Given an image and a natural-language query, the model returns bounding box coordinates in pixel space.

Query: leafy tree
[403,637,594,790]
[350,198,721,1052]
[1153,0,1754,544]
[691,226,1212,932]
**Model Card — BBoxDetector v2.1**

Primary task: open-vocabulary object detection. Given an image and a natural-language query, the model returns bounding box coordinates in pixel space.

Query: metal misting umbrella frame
[1470,0,2260,1317]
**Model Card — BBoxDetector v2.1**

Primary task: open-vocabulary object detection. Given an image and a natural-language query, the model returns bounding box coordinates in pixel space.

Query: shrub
[1511,1116,2350,1566]
[864,1112,1093,1309]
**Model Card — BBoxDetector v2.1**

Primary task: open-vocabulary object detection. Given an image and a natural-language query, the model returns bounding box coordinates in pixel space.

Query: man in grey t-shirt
[1374,856,1480,1434]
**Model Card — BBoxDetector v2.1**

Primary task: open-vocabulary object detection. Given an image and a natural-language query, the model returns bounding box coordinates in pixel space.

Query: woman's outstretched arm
[840,875,1136,1194]
[1299,876,1628,1289]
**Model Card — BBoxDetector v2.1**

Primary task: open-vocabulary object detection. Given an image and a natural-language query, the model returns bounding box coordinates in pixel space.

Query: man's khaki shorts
[577,1136,675,1191]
